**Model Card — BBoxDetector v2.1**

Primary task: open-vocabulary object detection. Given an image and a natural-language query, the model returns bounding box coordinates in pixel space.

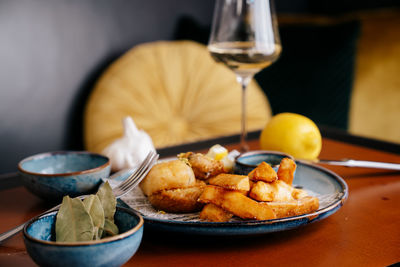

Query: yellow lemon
[260,113,322,160]
[206,144,228,161]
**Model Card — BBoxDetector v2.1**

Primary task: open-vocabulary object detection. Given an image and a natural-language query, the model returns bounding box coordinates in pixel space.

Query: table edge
[157,126,400,157]
[1,127,399,190]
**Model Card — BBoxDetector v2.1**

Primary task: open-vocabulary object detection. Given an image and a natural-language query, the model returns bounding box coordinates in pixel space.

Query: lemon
[260,113,322,160]
[206,144,228,161]
[206,144,238,171]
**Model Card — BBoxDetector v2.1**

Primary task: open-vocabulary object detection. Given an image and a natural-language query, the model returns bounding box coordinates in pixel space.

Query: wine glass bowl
[209,42,281,78]
[208,0,281,151]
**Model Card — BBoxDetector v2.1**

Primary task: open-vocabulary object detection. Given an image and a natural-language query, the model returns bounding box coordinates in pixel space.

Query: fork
[0,150,159,243]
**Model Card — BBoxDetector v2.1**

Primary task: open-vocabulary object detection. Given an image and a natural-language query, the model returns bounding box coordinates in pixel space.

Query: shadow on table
[141,220,326,251]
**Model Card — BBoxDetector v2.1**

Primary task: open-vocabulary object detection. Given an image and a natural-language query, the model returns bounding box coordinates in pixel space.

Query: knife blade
[300,159,400,171]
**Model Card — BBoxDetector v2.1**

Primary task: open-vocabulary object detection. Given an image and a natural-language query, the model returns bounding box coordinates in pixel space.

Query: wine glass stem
[237,75,252,152]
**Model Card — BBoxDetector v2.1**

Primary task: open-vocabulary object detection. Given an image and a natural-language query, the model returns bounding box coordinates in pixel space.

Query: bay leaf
[83,194,105,240]
[56,196,94,242]
[102,218,119,237]
[96,181,116,222]
[93,226,101,240]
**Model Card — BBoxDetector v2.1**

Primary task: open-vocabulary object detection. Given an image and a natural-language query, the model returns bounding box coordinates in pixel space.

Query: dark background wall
[0,0,398,174]
[0,0,215,173]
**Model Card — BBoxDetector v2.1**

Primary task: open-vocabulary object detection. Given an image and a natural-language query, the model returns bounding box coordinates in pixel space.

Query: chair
[84,41,272,153]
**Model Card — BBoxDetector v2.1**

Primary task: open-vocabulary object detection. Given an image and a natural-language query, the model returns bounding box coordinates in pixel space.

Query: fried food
[267,196,319,218]
[199,203,233,222]
[248,161,277,183]
[141,149,319,221]
[249,180,297,202]
[249,181,274,202]
[292,188,309,200]
[198,185,276,221]
[208,173,250,192]
[179,152,225,179]
[140,159,195,196]
[148,180,206,213]
[277,157,296,185]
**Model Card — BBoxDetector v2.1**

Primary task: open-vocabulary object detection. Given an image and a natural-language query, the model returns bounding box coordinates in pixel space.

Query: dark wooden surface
[1,137,399,266]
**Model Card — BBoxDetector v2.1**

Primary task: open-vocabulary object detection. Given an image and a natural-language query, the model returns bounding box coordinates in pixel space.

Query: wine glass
[208,0,281,152]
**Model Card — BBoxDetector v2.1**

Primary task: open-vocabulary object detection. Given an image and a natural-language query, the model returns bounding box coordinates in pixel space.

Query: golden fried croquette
[249,180,298,202]
[267,196,319,218]
[179,152,225,179]
[248,161,278,183]
[198,185,276,220]
[140,159,195,196]
[208,173,250,192]
[277,158,297,185]
[148,180,206,213]
[292,188,309,200]
[199,203,233,222]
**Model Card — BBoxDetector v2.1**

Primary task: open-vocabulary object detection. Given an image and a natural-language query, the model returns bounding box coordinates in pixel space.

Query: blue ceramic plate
[120,161,348,236]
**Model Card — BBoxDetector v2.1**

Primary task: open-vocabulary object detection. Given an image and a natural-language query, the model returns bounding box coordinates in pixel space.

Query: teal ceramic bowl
[234,150,294,175]
[18,151,111,200]
[23,207,144,267]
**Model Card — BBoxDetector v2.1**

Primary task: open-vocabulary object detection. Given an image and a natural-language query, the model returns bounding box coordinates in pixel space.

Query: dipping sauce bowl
[234,150,294,175]
[18,151,110,200]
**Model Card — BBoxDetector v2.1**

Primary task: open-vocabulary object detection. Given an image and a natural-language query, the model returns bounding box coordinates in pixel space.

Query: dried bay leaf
[55,181,119,242]
[56,196,94,242]
[102,218,119,237]
[83,194,105,240]
[96,181,116,222]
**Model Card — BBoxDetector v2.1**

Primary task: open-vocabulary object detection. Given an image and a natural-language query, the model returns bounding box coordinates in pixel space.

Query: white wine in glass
[208,0,281,151]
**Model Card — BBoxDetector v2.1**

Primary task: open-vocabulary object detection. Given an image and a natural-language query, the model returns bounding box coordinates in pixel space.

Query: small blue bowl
[234,150,294,175]
[23,206,144,267]
[18,151,111,200]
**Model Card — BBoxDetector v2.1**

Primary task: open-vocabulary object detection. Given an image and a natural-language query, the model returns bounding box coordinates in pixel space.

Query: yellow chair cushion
[349,12,400,143]
[84,41,271,153]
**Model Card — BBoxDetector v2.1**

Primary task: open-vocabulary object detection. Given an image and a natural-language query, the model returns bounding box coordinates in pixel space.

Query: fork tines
[115,151,159,198]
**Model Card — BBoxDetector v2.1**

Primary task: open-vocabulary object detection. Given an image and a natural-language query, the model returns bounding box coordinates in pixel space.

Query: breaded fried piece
[248,162,277,183]
[267,196,319,218]
[208,173,250,192]
[148,180,206,213]
[140,159,195,196]
[199,203,233,222]
[249,180,297,202]
[249,179,255,188]
[198,185,276,221]
[292,188,309,200]
[277,158,297,185]
[249,181,274,202]
[179,152,225,179]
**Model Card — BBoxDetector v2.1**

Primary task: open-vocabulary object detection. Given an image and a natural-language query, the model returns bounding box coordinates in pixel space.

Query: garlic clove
[102,116,155,172]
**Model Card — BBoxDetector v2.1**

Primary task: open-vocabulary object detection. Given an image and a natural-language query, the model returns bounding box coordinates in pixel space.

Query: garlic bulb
[102,116,155,172]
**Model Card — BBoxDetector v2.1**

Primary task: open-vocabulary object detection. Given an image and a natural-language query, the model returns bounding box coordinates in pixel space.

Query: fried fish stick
[249,180,296,202]
[199,203,233,222]
[198,185,276,221]
[208,173,250,192]
[277,158,296,185]
[248,161,277,183]
[179,152,225,179]
[148,181,206,213]
[267,196,319,218]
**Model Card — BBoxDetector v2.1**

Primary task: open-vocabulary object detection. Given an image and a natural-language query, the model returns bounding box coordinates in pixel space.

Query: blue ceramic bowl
[23,207,144,267]
[18,151,111,200]
[234,150,294,175]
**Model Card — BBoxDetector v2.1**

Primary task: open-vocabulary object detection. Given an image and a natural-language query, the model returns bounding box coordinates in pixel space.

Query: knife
[300,159,400,171]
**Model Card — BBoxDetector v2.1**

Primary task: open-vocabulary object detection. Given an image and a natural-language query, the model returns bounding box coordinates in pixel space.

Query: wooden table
[1,131,399,266]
